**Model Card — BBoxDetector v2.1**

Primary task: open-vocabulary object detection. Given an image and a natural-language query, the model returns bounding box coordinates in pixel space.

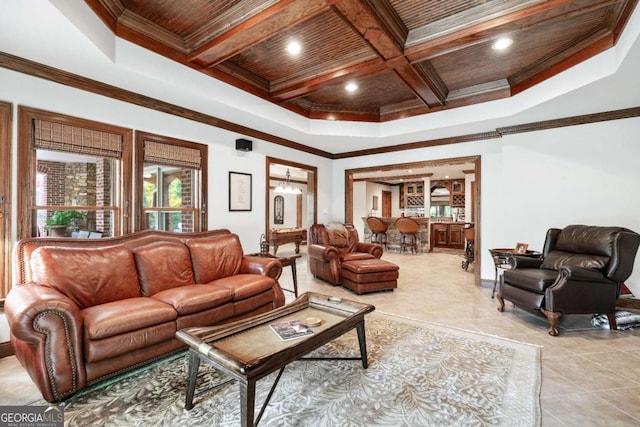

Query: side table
[247,253,301,297]
[489,248,542,298]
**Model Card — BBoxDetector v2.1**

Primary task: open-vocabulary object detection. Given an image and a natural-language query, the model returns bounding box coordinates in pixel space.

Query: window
[17,107,132,240]
[135,131,207,232]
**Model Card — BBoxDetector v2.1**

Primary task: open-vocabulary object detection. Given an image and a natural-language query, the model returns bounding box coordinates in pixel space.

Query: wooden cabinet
[404,181,425,209]
[450,180,465,207]
[430,222,465,250]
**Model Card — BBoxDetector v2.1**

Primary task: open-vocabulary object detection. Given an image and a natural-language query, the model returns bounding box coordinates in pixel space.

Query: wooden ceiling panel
[85,0,638,123]
[430,8,608,91]
[389,0,490,30]
[303,69,417,108]
[227,10,374,84]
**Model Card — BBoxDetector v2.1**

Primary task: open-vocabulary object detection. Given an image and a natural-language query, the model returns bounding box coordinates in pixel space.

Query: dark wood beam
[188,0,338,67]
[405,0,579,61]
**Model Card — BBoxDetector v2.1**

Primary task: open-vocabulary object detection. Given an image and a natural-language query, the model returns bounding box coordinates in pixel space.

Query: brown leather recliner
[497,224,640,336]
[308,224,383,285]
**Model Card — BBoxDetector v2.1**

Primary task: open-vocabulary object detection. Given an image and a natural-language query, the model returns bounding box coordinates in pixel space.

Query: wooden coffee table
[176,292,375,427]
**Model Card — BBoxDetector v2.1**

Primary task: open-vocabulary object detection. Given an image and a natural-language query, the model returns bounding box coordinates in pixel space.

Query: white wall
[333,117,640,295]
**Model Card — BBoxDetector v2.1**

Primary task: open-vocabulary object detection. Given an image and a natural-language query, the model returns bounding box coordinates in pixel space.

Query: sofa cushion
[30,245,140,309]
[133,241,195,296]
[82,297,177,340]
[84,322,177,363]
[203,274,276,301]
[151,284,233,315]
[340,252,375,262]
[502,268,559,293]
[541,250,609,271]
[187,234,243,283]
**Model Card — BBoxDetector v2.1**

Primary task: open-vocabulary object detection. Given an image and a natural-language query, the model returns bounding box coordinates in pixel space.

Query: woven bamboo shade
[33,119,123,158]
[143,140,202,169]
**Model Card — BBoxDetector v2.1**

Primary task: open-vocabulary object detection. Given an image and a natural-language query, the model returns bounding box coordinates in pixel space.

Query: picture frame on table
[515,242,529,254]
[229,171,252,211]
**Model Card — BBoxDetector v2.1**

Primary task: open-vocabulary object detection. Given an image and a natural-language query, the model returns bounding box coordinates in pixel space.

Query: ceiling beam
[188,0,338,67]
[405,0,579,61]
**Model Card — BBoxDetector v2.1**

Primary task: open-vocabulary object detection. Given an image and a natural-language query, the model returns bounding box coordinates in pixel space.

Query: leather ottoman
[340,258,399,294]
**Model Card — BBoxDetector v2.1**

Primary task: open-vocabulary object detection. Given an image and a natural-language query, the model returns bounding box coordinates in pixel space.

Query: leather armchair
[308,224,383,285]
[497,225,640,336]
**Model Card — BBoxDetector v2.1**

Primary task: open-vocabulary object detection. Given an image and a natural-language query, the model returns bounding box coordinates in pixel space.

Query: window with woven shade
[17,107,133,239]
[135,131,208,232]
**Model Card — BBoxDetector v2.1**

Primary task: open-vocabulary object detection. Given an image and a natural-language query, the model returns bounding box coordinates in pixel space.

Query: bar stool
[366,217,388,250]
[396,217,419,253]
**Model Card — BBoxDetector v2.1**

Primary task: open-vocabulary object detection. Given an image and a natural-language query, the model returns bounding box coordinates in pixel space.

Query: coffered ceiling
[85,0,638,123]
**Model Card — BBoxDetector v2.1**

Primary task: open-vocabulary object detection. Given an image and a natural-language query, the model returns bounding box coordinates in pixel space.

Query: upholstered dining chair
[497,224,640,336]
[366,217,388,250]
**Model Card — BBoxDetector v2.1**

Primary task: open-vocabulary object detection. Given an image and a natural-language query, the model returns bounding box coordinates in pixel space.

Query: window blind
[33,119,123,158]
[143,140,202,169]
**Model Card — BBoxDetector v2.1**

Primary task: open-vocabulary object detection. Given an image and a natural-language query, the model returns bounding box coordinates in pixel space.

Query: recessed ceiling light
[345,82,358,92]
[286,41,301,55]
[445,175,450,179]
[492,37,513,51]
[407,169,413,173]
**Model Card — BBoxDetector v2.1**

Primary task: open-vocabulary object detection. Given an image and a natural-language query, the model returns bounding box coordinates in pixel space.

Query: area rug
[41,313,541,426]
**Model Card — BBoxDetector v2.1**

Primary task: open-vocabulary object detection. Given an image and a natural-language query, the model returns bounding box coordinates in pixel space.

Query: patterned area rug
[43,313,541,426]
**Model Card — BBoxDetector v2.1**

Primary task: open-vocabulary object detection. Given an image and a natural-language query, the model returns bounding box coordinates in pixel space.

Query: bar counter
[362,217,430,252]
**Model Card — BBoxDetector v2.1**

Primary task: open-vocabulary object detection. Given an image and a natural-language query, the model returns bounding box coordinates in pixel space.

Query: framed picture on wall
[229,171,252,211]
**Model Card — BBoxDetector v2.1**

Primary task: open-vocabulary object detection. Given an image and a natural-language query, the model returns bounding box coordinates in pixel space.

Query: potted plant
[45,210,86,237]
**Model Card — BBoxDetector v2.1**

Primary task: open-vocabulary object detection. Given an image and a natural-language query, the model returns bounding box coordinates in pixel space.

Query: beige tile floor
[2,245,640,426]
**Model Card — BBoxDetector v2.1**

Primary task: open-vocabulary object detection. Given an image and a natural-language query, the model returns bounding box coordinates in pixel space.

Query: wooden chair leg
[606,312,618,330]
[542,309,561,336]
[496,293,505,312]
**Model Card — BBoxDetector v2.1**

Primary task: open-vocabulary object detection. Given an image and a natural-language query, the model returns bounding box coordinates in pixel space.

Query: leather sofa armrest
[240,256,282,281]
[5,283,86,402]
[509,256,543,269]
[308,243,339,262]
[355,242,383,258]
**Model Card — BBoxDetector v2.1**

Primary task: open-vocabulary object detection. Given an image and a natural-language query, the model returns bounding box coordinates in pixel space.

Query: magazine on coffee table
[269,319,314,341]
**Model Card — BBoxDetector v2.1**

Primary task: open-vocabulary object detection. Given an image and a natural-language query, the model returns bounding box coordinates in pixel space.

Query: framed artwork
[515,242,528,254]
[229,171,252,211]
[372,195,378,210]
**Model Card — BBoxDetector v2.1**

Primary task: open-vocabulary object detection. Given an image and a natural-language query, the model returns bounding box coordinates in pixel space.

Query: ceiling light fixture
[492,37,513,50]
[274,169,302,194]
[286,41,301,55]
[345,82,358,92]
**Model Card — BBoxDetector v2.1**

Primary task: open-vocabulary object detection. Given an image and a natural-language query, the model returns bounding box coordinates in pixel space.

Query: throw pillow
[325,223,348,247]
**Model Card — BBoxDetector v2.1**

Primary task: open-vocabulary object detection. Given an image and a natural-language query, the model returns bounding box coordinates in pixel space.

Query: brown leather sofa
[497,224,640,336]
[5,229,285,402]
[308,224,383,285]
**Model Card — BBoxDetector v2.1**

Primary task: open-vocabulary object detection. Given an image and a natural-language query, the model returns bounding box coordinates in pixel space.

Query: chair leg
[607,312,618,330]
[496,293,505,312]
[542,309,561,336]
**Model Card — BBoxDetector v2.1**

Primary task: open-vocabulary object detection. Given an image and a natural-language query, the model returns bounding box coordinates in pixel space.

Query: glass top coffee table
[176,292,375,427]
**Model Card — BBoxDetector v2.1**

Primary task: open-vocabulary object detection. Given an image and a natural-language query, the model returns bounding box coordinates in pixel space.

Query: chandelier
[274,169,302,194]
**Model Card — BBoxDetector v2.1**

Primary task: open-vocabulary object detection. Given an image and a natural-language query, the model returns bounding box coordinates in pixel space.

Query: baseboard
[0,341,14,358]
[616,298,640,311]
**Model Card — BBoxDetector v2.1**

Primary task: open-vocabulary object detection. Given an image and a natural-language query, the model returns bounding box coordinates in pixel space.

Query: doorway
[382,191,392,217]
[265,157,317,237]
[1,101,12,302]
[345,155,481,286]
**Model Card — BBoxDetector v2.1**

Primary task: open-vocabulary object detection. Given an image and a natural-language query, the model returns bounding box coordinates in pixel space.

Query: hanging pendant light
[274,169,302,194]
